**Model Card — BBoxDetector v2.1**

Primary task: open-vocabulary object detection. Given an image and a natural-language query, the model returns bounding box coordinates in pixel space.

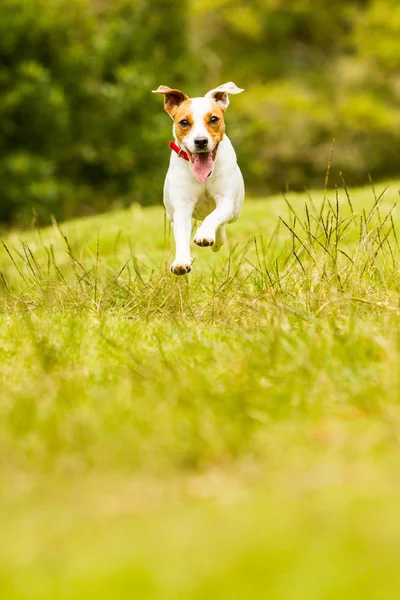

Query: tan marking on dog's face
[173,100,194,145]
[204,102,225,144]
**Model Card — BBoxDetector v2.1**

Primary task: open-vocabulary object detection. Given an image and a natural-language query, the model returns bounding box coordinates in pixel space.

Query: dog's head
[152,82,244,182]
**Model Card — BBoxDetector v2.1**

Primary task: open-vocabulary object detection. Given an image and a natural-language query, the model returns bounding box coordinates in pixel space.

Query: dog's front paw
[193,230,215,247]
[170,261,192,276]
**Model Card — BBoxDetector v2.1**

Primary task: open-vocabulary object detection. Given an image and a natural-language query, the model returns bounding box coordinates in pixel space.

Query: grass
[1,179,400,598]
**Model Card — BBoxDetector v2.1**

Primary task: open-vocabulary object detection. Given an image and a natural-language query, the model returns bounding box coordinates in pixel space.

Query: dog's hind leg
[212,225,226,253]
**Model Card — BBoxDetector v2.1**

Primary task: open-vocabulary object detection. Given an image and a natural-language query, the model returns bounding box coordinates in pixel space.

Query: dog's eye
[179,119,190,128]
[210,116,220,125]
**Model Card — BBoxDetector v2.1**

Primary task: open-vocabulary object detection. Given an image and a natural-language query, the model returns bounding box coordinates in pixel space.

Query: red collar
[169,141,190,162]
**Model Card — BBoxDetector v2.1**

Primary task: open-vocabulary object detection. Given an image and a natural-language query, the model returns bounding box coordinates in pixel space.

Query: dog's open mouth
[187,146,219,183]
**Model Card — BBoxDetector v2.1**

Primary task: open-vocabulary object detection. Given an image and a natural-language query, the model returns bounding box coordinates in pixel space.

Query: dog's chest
[192,191,217,220]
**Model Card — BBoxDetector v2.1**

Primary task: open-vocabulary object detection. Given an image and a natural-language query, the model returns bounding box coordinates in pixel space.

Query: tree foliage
[0,0,197,223]
[192,0,400,192]
[0,0,399,223]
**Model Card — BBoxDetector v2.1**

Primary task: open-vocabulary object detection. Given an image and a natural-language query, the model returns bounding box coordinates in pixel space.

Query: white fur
[163,93,244,275]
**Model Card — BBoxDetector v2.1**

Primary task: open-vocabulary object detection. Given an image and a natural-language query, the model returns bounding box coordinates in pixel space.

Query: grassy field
[1,180,400,598]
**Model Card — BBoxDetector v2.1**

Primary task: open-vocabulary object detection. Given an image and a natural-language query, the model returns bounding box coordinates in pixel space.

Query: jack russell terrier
[152,82,245,275]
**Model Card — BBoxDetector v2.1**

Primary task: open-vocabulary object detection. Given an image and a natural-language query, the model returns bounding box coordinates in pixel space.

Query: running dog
[152,82,245,275]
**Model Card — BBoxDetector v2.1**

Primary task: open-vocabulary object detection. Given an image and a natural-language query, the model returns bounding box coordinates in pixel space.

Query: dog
[152,82,245,275]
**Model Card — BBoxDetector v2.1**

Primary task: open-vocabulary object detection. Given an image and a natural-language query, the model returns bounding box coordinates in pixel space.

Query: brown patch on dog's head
[152,85,189,118]
[173,101,194,145]
[204,102,225,144]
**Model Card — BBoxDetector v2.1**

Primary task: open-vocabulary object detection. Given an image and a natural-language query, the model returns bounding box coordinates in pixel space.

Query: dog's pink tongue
[193,153,214,183]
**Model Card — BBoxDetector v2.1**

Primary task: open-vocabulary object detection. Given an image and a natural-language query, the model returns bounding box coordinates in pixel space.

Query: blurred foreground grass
[1,181,400,598]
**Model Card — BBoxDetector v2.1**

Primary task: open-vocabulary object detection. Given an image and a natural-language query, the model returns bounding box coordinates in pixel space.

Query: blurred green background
[1,0,399,224]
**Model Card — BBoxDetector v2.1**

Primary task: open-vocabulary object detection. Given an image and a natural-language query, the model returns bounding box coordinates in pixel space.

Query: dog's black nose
[194,137,208,150]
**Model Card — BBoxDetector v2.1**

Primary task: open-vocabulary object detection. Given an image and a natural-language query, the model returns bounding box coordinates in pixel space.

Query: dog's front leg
[193,197,234,248]
[170,208,193,275]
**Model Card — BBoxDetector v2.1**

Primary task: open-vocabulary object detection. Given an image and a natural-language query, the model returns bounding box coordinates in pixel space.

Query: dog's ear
[152,85,188,118]
[205,82,244,110]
